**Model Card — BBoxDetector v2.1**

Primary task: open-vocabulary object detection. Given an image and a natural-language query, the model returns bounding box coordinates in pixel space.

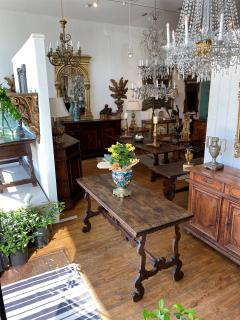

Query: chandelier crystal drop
[165,0,240,82]
[47,0,81,67]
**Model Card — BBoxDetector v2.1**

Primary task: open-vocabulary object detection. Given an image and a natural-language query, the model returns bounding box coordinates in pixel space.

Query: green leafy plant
[31,202,65,229]
[0,84,21,135]
[143,299,204,320]
[0,208,36,255]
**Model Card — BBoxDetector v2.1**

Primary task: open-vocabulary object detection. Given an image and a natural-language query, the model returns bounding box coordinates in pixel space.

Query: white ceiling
[0,0,182,28]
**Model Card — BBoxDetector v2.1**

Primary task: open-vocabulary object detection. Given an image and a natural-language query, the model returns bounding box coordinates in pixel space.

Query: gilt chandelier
[165,0,240,82]
[47,0,81,67]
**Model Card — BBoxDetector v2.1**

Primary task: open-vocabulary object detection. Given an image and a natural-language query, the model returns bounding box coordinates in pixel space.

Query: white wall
[204,67,240,168]
[0,9,145,118]
[12,34,58,202]
[0,9,186,122]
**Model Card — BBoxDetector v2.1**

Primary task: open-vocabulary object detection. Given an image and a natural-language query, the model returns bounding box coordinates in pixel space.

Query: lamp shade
[49,97,69,118]
[127,100,141,111]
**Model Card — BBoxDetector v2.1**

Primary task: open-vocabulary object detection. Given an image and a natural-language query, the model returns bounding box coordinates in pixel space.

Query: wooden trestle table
[77,174,193,302]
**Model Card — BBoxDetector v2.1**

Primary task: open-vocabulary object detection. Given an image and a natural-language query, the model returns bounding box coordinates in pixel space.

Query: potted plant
[143,299,203,320]
[97,142,139,198]
[0,84,21,136]
[32,202,65,248]
[0,209,35,267]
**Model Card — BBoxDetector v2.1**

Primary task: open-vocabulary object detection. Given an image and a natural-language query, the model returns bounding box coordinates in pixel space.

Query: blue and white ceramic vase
[69,102,75,120]
[73,102,80,121]
[112,170,133,198]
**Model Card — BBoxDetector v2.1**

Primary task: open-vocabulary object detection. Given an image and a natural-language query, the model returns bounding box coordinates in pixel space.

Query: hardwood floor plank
[1,158,240,319]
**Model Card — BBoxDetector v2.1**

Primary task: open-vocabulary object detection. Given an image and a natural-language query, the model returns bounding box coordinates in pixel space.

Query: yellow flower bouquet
[97,142,139,197]
[97,142,139,172]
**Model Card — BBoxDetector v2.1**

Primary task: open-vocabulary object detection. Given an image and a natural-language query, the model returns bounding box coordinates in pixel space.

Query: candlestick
[218,13,224,41]
[173,80,176,89]
[124,112,128,120]
[184,15,189,46]
[153,116,158,124]
[172,30,176,46]
[166,23,170,47]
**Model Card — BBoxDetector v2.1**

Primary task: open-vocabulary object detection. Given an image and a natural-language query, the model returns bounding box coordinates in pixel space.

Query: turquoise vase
[112,170,133,198]
[73,102,80,122]
[69,102,75,120]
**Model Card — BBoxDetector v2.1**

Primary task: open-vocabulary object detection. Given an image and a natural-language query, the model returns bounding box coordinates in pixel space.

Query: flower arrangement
[97,142,139,172]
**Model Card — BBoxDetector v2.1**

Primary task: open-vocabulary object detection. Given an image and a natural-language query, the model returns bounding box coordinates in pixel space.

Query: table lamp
[127,100,141,131]
[49,97,69,144]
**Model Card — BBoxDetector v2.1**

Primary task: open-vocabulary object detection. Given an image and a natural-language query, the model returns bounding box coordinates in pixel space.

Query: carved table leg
[163,177,176,201]
[133,235,146,302]
[25,143,37,187]
[163,152,169,164]
[172,224,184,281]
[82,193,93,233]
[151,171,158,182]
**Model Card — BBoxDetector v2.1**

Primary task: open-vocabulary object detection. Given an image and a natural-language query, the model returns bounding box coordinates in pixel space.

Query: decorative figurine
[109,77,128,114]
[183,148,194,172]
[204,136,226,171]
[181,113,192,141]
[100,104,113,119]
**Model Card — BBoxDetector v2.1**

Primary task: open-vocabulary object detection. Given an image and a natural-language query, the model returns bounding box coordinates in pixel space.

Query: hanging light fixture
[133,0,177,101]
[128,2,134,58]
[165,0,240,81]
[47,0,81,67]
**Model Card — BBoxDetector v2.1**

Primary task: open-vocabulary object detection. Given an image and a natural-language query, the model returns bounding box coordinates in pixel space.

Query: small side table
[0,131,37,193]
[54,134,84,209]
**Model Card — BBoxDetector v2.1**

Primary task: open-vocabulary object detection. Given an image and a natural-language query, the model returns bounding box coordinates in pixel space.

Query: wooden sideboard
[54,134,83,209]
[62,119,122,159]
[186,165,240,265]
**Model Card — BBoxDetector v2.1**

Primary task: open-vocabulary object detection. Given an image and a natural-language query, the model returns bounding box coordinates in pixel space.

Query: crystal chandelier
[165,0,240,82]
[134,0,177,101]
[47,0,81,67]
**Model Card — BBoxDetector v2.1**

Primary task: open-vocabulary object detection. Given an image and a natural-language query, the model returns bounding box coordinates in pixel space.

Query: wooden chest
[186,164,240,265]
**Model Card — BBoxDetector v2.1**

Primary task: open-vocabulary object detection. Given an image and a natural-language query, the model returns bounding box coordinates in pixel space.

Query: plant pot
[10,248,28,267]
[34,227,50,248]
[0,253,9,272]
[112,170,133,198]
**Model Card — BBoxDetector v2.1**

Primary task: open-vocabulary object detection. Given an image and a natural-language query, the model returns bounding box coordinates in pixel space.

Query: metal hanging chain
[128,2,132,47]
[60,0,64,19]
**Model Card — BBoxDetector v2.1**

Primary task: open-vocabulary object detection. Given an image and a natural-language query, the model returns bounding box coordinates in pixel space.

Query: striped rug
[2,264,101,320]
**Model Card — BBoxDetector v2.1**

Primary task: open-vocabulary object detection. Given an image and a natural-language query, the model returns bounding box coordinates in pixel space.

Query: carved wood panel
[9,93,40,143]
[190,186,222,241]
[222,200,240,256]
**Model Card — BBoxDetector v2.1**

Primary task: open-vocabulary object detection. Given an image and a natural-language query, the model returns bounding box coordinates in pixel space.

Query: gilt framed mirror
[54,55,93,119]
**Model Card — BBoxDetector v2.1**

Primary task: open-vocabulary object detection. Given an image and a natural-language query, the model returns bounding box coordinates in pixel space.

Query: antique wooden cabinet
[186,165,240,265]
[62,119,122,159]
[54,134,83,209]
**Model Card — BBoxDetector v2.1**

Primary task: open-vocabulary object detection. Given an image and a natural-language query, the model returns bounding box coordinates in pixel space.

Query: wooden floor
[2,159,240,319]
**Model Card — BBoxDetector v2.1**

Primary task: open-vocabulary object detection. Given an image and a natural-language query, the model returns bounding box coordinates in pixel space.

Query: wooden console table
[120,137,185,166]
[77,174,193,301]
[0,131,37,192]
[186,165,240,265]
[148,158,203,200]
[54,134,84,209]
[62,119,121,159]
